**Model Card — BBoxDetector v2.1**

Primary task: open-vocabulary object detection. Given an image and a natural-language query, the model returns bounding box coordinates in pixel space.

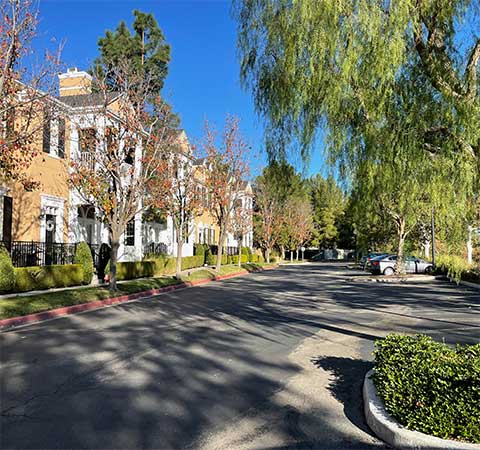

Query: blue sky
[35,0,326,178]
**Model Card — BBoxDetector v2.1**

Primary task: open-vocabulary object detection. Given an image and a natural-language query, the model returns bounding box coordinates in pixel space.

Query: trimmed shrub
[193,243,207,258]
[231,255,248,264]
[205,248,216,266]
[74,242,94,285]
[373,334,480,443]
[258,254,265,263]
[181,255,204,270]
[0,245,15,292]
[105,260,155,281]
[146,255,176,276]
[14,264,84,292]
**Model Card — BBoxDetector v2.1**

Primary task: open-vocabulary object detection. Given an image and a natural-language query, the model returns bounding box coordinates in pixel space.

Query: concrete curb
[0,266,277,331]
[363,369,480,450]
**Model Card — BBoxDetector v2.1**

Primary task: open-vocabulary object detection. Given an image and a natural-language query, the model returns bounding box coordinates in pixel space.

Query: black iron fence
[143,242,168,257]
[206,244,238,256]
[1,241,101,268]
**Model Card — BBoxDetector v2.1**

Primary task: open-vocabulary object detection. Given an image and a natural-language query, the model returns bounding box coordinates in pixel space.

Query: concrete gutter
[363,369,480,450]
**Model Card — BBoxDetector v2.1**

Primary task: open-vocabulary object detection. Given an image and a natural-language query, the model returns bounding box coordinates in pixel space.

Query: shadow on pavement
[312,356,374,437]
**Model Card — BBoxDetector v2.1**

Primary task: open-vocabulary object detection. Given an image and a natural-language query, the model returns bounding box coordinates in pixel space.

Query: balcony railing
[79,151,95,170]
[205,244,238,256]
[143,242,168,257]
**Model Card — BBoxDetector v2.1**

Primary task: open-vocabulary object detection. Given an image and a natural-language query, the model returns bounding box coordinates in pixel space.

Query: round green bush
[74,242,94,285]
[0,245,15,292]
[373,334,480,443]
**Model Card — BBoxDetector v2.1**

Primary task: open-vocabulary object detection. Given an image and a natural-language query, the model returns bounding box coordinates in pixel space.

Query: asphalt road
[1,263,479,450]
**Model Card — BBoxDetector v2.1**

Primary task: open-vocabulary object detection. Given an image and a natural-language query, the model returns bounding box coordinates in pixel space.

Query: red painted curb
[0,266,277,331]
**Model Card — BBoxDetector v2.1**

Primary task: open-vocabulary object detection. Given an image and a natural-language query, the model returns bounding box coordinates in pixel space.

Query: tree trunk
[296,248,299,261]
[290,250,293,262]
[395,218,407,275]
[281,245,285,261]
[216,228,226,270]
[109,233,120,291]
[238,236,242,267]
[467,226,473,265]
[266,247,271,264]
[176,238,183,278]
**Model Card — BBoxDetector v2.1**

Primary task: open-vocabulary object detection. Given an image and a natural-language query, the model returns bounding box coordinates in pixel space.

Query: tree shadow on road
[311,356,375,438]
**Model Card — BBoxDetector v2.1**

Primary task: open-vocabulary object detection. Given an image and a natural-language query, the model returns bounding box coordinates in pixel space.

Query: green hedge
[106,261,156,281]
[229,254,248,264]
[149,255,176,276]
[181,255,204,270]
[250,254,264,263]
[146,254,205,276]
[0,245,15,293]
[74,242,94,285]
[373,334,480,443]
[15,265,84,292]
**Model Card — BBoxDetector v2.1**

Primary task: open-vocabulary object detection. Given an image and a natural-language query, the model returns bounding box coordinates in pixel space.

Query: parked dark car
[360,252,388,270]
[369,254,434,275]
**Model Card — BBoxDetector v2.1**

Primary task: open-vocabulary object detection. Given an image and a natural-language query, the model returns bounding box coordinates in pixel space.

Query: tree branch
[465,38,480,100]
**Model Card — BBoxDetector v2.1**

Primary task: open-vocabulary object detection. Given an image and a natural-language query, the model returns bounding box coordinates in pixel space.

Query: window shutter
[2,196,13,247]
[42,116,51,153]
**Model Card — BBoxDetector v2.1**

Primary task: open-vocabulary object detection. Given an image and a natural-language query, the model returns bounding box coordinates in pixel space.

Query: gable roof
[58,92,120,108]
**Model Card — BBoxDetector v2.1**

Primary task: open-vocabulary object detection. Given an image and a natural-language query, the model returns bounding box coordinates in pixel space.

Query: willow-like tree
[235,0,479,264]
[235,1,480,165]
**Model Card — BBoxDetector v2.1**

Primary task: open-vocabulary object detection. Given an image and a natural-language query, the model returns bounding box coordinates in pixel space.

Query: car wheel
[383,267,394,276]
[425,266,434,274]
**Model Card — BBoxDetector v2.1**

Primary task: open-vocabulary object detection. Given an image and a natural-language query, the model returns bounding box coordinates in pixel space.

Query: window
[124,148,135,165]
[43,116,51,153]
[78,204,95,219]
[58,118,65,158]
[125,220,135,246]
[80,128,96,152]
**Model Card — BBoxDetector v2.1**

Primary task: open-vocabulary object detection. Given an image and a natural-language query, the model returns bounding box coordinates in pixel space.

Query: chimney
[58,68,92,97]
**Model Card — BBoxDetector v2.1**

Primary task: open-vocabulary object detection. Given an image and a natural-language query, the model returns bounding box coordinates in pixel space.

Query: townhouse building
[192,158,254,253]
[1,68,252,271]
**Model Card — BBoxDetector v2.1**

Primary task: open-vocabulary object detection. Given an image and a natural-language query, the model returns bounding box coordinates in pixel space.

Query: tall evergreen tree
[95,10,170,94]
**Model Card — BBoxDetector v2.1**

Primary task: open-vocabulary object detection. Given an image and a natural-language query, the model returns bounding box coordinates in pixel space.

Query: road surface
[1,263,478,449]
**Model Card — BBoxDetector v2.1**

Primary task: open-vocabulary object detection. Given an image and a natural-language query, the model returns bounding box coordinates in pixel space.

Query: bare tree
[69,63,176,290]
[253,176,282,263]
[150,135,204,278]
[203,115,250,270]
[0,0,61,190]
[230,194,252,267]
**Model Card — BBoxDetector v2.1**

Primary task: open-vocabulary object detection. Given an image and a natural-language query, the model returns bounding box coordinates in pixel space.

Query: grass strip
[0,277,180,319]
[0,263,278,320]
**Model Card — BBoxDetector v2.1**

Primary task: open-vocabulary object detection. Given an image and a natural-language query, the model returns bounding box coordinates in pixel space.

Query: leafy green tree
[95,10,170,94]
[308,174,345,248]
[236,1,479,264]
[235,1,480,165]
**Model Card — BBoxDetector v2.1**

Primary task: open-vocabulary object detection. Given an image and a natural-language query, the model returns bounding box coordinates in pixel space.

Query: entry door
[45,214,56,243]
[2,196,12,249]
[45,214,56,265]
